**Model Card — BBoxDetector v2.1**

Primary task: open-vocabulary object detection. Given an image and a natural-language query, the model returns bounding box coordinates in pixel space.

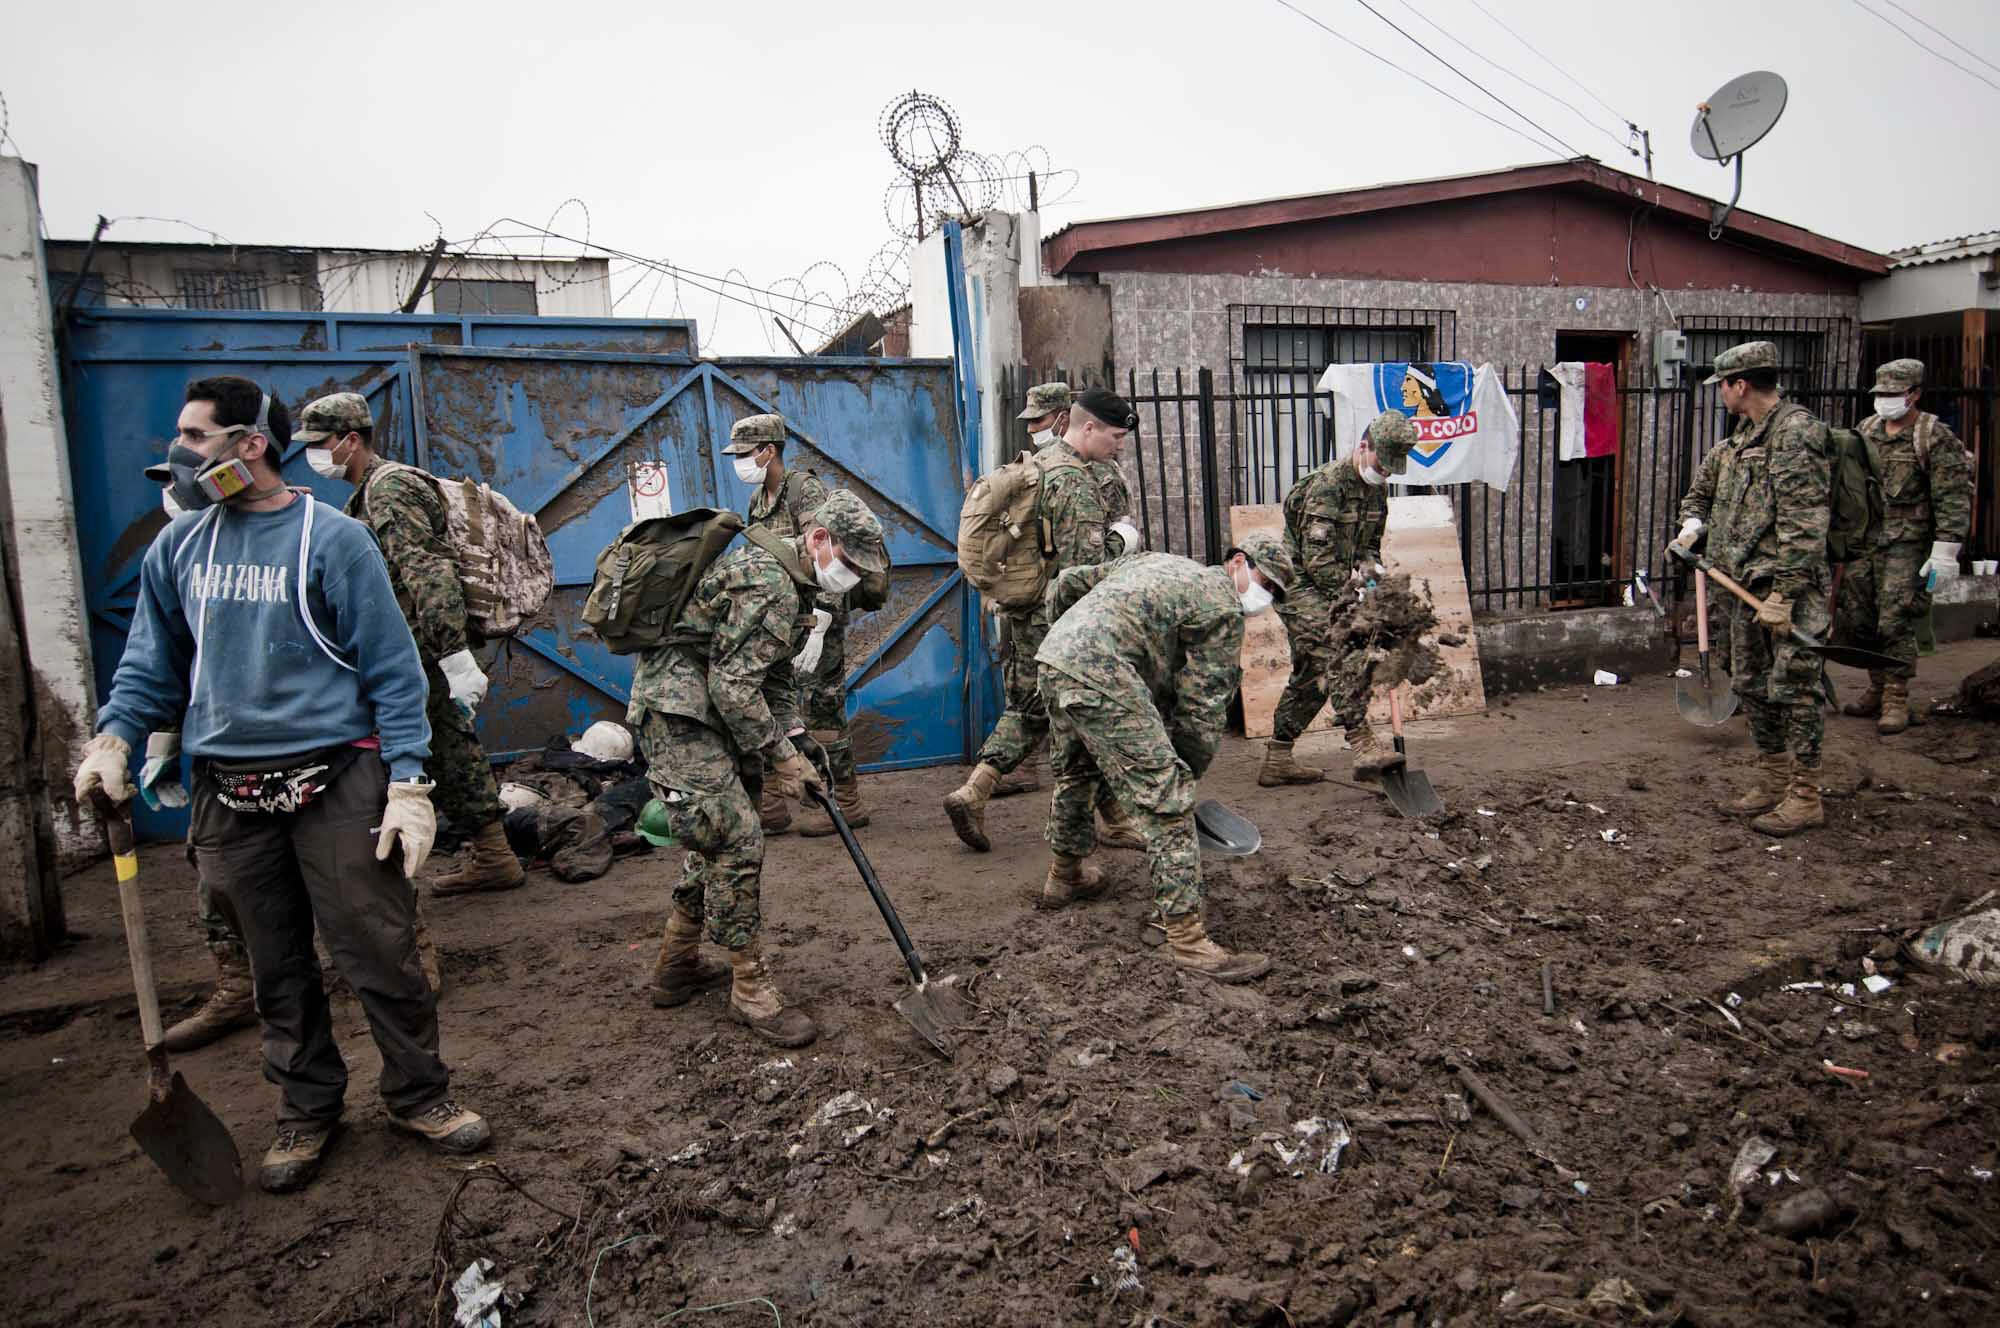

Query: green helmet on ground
[637,798,675,847]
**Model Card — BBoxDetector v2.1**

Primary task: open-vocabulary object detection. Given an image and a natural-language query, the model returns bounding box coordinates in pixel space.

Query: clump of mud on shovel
[1329,573,1444,690]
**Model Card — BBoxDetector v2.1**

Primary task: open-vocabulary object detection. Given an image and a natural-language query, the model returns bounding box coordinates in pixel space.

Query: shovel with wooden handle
[90,791,242,1206]
[1676,569,1739,726]
[1379,687,1444,819]
[1668,548,1905,673]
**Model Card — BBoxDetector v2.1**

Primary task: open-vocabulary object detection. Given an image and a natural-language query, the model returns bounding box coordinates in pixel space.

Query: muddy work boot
[428,819,526,897]
[759,786,794,837]
[1346,725,1405,783]
[798,777,870,837]
[1039,853,1111,909]
[1725,752,1792,816]
[650,908,729,1008]
[1842,671,1884,718]
[726,943,818,1047]
[1257,738,1326,787]
[943,762,1001,852]
[1877,679,1911,735]
[1751,760,1825,838]
[260,1121,341,1193]
[1162,911,1272,984]
[163,941,257,1052]
[1096,793,1146,851]
[390,1099,492,1154]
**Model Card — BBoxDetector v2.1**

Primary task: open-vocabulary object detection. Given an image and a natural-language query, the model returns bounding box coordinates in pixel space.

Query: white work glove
[73,732,134,806]
[792,608,833,673]
[1921,541,1962,590]
[374,779,437,878]
[438,648,489,715]
[1667,517,1703,561]
[139,731,188,811]
[1109,520,1141,555]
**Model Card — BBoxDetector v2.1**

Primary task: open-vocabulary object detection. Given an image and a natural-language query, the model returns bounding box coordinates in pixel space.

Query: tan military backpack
[363,462,554,640]
[956,448,1084,610]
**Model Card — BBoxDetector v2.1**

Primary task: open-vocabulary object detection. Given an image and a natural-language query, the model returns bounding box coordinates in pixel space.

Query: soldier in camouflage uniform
[1835,358,1973,735]
[629,488,889,1047]
[1034,536,1293,985]
[946,386,1145,852]
[298,393,525,895]
[1670,342,1833,837]
[1263,409,1419,786]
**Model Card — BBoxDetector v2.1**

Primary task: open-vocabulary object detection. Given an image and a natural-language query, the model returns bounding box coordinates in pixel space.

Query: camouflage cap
[1232,531,1298,602]
[1017,381,1073,420]
[1702,341,1778,385]
[292,391,373,443]
[726,413,787,454]
[1366,409,1419,467]
[813,488,889,575]
[1870,358,1924,394]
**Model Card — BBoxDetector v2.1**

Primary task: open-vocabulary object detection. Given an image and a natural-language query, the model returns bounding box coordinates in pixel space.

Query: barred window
[431,278,538,315]
[174,269,265,311]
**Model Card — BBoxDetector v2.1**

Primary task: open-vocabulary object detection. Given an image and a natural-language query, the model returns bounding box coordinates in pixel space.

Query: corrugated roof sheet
[1887,232,2000,268]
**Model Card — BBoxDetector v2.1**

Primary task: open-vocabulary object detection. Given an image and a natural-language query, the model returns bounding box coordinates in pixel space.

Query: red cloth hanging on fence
[1583,362,1619,457]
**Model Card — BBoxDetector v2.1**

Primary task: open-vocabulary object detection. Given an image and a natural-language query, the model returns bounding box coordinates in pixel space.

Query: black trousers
[191,749,448,1126]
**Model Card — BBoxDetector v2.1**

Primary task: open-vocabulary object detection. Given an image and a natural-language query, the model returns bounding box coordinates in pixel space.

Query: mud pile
[1328,572,1443,690]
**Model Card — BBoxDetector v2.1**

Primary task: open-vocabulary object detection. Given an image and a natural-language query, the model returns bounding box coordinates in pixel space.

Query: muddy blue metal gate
[60,308,985,840]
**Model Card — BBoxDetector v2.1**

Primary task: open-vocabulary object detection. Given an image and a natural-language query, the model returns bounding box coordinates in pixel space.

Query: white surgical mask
[816,554,861,595]
[161,487,186,518]
[733,454,768,485]
[1030,427,1056,449]
[1359,462,1386,487]
[305,446,344,480]
[1874,396,1911,422]
[1240,580,1274,616]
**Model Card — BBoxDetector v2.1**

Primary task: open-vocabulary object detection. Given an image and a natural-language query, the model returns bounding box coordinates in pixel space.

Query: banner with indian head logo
[1318,361,1519,491]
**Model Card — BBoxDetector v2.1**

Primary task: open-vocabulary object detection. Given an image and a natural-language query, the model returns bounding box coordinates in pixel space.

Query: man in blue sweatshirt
[73,376,491,1194]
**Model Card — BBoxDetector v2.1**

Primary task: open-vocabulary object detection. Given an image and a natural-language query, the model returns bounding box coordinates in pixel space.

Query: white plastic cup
[1593,670,1619,686]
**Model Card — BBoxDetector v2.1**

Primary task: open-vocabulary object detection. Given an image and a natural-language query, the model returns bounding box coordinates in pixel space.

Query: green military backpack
[1825,426,1883,565]
[582,508,748,655]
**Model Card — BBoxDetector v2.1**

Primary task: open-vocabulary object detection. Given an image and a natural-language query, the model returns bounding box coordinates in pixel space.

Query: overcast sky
[7,0,1996,352]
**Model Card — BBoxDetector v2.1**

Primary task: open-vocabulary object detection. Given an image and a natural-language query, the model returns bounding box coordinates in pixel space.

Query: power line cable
[1267,0,1573,157]
[1875,0,2000,77]
[1459,0,1637,131]
[1347,0,1585,158]
[1848,0,2000,94]
[1392,0,1636,154]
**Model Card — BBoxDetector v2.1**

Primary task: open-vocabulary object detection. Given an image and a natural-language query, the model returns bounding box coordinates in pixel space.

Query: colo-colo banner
[1318,362,1519,491]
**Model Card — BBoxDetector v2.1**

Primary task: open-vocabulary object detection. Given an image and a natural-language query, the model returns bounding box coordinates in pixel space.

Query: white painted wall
[317,252,614,317]
[0,157,99,865]
[907,213,1026,473]
[1860,256,2000,323]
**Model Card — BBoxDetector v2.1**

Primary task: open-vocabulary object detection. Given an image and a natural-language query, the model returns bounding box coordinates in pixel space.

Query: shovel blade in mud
[1380,766,1445,819]
[1675,677,1739,726]
[894,977,975,1060]
[132,1068,243,1207]
[1193,799,1261,857]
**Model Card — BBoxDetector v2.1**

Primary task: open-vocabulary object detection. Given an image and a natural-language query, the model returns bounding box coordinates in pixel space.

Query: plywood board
[1234,496,1487,739]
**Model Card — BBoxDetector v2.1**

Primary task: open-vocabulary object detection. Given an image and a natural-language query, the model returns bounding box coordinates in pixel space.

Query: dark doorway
[1549,332,1631,606]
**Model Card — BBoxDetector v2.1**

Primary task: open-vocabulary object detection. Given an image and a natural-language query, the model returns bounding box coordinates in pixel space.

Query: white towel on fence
[1549,362,1588,462]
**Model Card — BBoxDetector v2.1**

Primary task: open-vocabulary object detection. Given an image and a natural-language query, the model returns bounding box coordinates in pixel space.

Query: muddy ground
[4,640,1999,1327]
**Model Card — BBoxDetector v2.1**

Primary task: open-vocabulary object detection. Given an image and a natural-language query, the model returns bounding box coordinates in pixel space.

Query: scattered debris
[1821,1060,1870,1082]
[450,1259,510,1328]
[1730,1137,1779,1198]
[1905,896,2000,986]
[665,1141,709,1165]
[1593,670,1620,686]
[1075,1039,1116,1068]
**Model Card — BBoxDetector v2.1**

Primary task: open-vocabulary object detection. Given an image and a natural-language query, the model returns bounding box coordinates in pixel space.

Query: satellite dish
[1690,71,1788,239]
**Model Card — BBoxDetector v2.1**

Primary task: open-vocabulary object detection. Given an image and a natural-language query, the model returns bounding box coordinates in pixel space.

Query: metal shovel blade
[1193,799,1261,857]
[132,1054,243,1207]
[1675,674,1739,726]
[893,976,975,1061]
[1380,764,1445,819]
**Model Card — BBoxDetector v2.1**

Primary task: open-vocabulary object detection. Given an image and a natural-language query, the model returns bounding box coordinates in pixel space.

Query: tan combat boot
[1842,671,1884,718]
[428,819,526,896]
[759,786,794,837]
[1039,853,1110,909]
[260,1121,341,1193]
[163,941,257,1052]
[726,943,818,1047]
[650,908,729,1007]
[1877,679,1911,735]
[1751,759,1825,838]
[1258,738,1326,787]
[993,764,1042,797]
[1097,792,1146,851]
[1162,911,1272,984]
[1725,752,1792,815]
[1347,725,1405,783]
[943,762,1001,852]
[798,777,870,837]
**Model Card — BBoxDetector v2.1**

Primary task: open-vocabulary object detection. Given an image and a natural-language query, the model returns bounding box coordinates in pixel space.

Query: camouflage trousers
[974,611,1051,774]
[424,657,503,831]
[1272,586,1370,741]
[1835,539,1931,679]
[637,711,765,949]
[1040,669,1204,917]
[1714,577,1828,764]
[802,607,858,785]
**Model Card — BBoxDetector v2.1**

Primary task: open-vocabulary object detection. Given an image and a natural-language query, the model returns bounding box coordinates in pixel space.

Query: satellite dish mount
[1690,71,1788,240]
